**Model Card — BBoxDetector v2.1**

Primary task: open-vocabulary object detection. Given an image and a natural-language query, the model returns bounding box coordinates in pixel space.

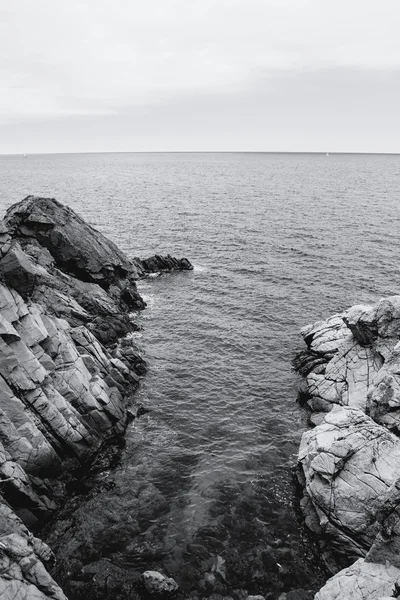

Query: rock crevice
[295,295,400,598]
[0,196,192,599]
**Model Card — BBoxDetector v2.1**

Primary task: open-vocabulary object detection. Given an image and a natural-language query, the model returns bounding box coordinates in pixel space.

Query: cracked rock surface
[295,295,400,599]
[0,196,192,599]
[314,558,400,600]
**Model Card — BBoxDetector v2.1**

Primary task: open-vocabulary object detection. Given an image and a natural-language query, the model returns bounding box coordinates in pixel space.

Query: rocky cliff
[0,196,192,599]
[295,297,400,599]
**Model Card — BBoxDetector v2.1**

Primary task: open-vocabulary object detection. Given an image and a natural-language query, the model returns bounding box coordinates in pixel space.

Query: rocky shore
[0,196,192,599]
[294,297,400,598]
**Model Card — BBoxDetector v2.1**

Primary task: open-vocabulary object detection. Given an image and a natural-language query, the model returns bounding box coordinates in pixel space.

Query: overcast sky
[1,0,399,153]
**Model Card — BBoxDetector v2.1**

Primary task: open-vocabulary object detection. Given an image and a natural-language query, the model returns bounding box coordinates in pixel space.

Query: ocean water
[1,152,400,597]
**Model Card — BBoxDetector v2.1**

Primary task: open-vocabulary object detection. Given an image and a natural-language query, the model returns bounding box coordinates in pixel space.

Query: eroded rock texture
[0,502,67,599]
[298,406,400,561]
[314,558,400,600]
[0,196,194,599]
[295,295,400,599]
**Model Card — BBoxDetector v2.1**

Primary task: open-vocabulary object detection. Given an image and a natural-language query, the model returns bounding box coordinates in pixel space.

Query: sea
[1,152,400,597]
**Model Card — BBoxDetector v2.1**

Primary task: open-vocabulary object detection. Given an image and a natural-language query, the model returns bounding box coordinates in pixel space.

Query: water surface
[1,152,400,596]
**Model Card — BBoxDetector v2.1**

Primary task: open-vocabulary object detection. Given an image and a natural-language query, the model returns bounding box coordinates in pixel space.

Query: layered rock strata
[295,296,400,598]
[0,196,191,599]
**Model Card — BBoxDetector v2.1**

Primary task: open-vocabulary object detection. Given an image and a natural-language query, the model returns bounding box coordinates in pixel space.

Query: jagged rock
[292,350,328,377]
[363,476,400,571]
[301,315,350,356]
[0,198,147,597]
[314,558,400,599]
[305,339,382,412]
[141,570,179,596]
[367,342,400,433]
[5,196,136,288]
[0,196,147,473]
[0,502,67,600]
[0,196,194,600]
[298,406,400,561]
[295,301,394,416]
[134,254,193,274]
[0,440,56,525]
[295,295,400,599]
[0,242,45,296]
[3,197,146,338]
[0,286,132,469]
[343,304,378,346]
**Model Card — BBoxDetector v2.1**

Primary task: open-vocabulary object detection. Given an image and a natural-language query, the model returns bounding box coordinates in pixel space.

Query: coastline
[1,192,392,599]
[294,298,400,598]
[0,196,192,599]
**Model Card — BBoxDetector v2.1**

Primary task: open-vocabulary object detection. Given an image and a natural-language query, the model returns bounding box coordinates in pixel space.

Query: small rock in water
[203,572,217,589]
[141,570,179,597]
[211,554,227,581]
[278,591,313,600]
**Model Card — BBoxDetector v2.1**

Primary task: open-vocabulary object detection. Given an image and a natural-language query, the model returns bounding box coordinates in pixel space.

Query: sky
[1,0,399,153]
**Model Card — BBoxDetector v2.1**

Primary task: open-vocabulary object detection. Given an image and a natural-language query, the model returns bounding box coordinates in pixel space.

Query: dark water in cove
[1,152,400,596]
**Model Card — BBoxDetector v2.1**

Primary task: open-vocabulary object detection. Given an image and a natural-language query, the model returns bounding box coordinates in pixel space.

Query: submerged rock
[141,571,179,596]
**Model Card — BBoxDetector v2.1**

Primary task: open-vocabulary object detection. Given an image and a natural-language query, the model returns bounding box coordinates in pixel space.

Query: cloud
[1,0,400,123]
[1,65,399,154]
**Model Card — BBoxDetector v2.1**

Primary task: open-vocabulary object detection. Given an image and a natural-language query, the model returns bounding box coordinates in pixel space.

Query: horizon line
[1,150,400,157]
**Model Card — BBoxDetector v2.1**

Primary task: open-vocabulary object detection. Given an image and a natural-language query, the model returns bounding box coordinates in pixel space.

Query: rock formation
[140,571,179,597]
[295,296,400,598]
[0,196,192,599]
[133,254,193,275]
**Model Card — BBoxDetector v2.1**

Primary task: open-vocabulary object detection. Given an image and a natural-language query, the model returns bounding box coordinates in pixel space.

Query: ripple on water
[1,152,400,597]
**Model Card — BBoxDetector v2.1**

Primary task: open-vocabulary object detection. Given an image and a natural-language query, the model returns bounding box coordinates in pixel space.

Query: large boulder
[295,297,400,420]
[314,558,400,600]
[5,196,136,288]
[2,197,146,342]
[298,406,400,562]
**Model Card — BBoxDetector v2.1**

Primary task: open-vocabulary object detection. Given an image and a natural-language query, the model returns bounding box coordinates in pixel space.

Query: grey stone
[141,570,179,596]
[314,558,400,600]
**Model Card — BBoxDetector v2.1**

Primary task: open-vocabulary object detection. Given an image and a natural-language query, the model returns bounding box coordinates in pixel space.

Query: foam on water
[1,152,400,596]
[192,264,208,272]
[137,291,156,310]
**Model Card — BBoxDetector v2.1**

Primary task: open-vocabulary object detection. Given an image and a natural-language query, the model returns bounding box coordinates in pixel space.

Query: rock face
[298,406,400,561]
[2,195,147,344]
[295,295,400,598]
[0,196,192,599]
[0,502,67,600]
[314,558,400,600]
